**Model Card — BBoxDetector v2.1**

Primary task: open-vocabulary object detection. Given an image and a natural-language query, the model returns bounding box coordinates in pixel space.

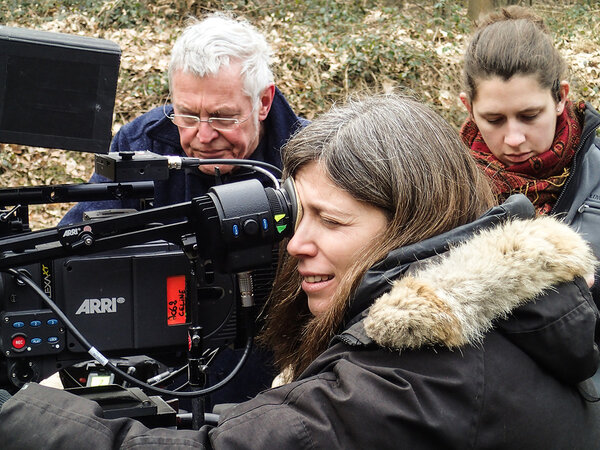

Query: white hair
[168,13,274,102]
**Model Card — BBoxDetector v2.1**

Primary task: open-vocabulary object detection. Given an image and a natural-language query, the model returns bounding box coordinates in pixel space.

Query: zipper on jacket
[576,202,600,215]
[334,333,368,347]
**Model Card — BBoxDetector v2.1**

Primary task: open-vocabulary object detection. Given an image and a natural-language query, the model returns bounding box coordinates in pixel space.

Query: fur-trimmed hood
[364,216,597,350]
[333,198,599,384]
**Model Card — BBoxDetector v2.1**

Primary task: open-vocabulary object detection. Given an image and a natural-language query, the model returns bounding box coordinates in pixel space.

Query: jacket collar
[552,102,600,215]
[580,102,600,149]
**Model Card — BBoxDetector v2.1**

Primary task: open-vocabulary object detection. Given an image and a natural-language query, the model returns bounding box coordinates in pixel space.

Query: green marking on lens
[276,224,287,233]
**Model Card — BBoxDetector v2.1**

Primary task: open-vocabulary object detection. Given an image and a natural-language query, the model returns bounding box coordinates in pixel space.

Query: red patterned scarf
[460,100,585,214]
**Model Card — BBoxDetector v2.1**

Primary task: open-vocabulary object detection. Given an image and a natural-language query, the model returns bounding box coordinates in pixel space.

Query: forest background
[0,0,598,229]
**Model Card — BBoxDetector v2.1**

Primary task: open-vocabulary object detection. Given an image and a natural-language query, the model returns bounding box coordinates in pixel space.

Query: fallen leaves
[0,1,598,230]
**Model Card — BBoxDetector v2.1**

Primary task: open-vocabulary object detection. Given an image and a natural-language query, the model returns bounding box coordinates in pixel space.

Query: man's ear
[555,81,570,115]
[459,92,473,117]
[258,84,275,121]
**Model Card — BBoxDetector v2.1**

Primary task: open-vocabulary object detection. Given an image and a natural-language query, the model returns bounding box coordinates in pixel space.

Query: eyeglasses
[163,97,256,132]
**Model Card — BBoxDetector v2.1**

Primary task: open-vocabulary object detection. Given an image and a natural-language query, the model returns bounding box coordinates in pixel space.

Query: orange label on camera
[166,275,187,326]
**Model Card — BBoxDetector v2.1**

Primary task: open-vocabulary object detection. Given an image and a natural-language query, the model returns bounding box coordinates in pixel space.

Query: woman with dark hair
[459,6,600,303]
[1,94,599,449]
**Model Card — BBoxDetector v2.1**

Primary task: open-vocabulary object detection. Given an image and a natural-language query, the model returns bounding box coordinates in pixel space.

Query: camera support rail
[0,177,296,273]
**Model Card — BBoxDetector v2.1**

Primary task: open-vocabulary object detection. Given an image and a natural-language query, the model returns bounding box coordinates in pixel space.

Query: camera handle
[184,270,257,430]
[185,246,208,430]
[182,238,256,429]
[188,326,207,430]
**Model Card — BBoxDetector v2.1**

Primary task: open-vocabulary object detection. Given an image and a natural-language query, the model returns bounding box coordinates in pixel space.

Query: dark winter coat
[1,195,599,449]
[546,102,600,388]
[553,102,600,304]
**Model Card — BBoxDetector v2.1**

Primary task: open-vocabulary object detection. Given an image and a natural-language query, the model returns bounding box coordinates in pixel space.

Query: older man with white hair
[62,13,307,221]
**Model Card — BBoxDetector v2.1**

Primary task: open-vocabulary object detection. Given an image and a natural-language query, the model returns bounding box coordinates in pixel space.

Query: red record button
[12,335,27,350]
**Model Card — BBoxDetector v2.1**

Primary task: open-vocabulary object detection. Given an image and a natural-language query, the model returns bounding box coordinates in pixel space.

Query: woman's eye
[521,114,538,122]
[321,217,342,226]
[481,115,504,125]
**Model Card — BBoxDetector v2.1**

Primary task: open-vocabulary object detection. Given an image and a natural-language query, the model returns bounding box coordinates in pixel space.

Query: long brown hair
[259,94,495,379]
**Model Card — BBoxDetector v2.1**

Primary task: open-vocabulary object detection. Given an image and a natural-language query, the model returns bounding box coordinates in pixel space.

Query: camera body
[0,177,294,392]
[0,240,280,390]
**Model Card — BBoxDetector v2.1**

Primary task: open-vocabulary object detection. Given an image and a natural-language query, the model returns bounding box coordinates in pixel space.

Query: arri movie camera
[0,26,298,427]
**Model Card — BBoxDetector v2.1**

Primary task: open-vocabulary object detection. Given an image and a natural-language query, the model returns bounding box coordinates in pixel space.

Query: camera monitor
[0,26,120,153]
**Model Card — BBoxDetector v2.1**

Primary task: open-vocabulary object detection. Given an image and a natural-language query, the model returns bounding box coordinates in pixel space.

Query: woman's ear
[459,92,473,118]
[555,81,570,115]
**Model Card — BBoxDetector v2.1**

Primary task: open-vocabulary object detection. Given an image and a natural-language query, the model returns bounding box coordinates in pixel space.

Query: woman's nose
[286,219,317,258]
[504,121,526,147]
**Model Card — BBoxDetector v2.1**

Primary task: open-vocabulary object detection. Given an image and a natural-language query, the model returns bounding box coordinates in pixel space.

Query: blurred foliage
[0,0,599,228]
